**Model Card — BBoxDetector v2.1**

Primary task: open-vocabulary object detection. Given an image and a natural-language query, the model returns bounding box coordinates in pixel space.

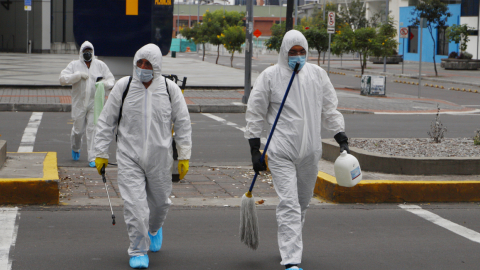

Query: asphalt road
[9,204,480,270]
[1,112,479,167]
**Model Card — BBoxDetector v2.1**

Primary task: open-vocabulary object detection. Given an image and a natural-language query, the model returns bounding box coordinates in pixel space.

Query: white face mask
[135,66,154,82]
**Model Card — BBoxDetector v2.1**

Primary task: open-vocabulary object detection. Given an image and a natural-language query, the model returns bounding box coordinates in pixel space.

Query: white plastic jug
[334,151,362,187]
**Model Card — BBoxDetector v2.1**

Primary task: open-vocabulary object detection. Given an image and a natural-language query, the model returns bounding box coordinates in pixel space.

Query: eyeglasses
[288,50,306,56]
[136,59,153,70]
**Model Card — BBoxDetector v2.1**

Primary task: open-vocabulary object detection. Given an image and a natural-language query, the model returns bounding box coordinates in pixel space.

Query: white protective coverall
[94,44,192,257]
[59,41,115,162]
[244,30,345,265]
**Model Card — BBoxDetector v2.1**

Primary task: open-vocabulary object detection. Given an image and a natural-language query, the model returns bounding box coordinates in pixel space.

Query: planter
[369,55,403,64]
[441,58,480,70]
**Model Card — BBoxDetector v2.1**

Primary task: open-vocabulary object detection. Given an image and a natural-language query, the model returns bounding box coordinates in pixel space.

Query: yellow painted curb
[0,152,59,205]
[314,171,480,203]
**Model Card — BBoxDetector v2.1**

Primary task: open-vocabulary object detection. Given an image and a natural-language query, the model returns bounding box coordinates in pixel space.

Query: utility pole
[418,18,424,99]
[243,0,254,104]
[294,0,298,26]
[383,0,389,72]
[197,0,200,24]
[286,0,294,31]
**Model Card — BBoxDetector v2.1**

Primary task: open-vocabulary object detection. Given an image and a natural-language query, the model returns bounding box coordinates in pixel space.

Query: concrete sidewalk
[0,52,258,88]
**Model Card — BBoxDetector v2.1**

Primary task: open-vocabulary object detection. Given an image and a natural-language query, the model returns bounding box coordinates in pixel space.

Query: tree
[302,26,329,65]
[265,22,286,53]
[331,23,353,61]
[180,23,209,61]
[219,25,246,67]
[411,0,451,76]
[333,26,376,74]
[337,0,368,30]
[202,10,245,64]
[446,24,474,53]
[370,17,399,58]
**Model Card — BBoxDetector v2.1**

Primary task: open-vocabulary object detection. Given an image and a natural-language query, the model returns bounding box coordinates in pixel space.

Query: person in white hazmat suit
[93,44,192,269]
[59,41,115,167]
[244,30,350,270]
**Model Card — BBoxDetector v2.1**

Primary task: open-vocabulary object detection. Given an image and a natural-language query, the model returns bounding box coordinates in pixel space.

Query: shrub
[458,52,473,60]
[427,104,447,143]
[474,130,480,145]
[448,51,458,58]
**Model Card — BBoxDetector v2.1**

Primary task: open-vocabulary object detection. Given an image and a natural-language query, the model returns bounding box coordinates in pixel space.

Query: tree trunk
[363,53,368,74]
[216,44,220,64]
[359,52,364,75]
[428,27,438,77]
[317,50,321,66]
[323,51,326,64]
[202,44,205,61]
[231,51,234,67]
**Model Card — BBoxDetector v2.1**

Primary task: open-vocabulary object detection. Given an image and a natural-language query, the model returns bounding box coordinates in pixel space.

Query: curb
[333,67,480,88]
[0,103,246,113]
[0,152,59,205]
[314,171,480,203]
[322,139,480,175]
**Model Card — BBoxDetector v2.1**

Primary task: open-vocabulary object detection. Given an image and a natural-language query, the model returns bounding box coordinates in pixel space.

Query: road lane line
[17,112,43,152]
[0,208,20,270]
[399,204,480,244]
[201,113,267,145]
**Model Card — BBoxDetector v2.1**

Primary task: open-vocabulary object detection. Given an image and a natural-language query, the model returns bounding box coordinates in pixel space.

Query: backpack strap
[164,76,171,103]
[116,76,132,141]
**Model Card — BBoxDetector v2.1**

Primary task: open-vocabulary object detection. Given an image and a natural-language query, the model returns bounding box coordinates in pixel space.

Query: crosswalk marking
[0,208,20,270]
[17,112,42,153]
[399,204,480,244]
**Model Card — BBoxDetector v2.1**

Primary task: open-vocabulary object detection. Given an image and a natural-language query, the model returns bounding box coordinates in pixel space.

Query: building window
[437,27,449,55]
[179,20,189,27]
[408,26,418,53]
[408,0,419,6]
[461,0,479,16]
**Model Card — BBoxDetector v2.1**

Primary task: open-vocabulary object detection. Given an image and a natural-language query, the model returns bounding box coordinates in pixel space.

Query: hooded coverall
[94,44,192,257]
[244,30,345,266]
[59,41,115,163]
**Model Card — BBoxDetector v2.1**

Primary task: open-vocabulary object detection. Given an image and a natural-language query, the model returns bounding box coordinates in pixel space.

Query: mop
[240,62,300,250]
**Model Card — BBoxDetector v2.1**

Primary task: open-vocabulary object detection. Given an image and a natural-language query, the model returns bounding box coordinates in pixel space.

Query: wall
[399,4,461,63]
[0,0,51,53]
[460,16,479,58]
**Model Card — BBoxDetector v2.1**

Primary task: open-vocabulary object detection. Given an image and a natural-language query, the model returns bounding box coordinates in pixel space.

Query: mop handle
[248,62,300,192]
[101,165,115,219]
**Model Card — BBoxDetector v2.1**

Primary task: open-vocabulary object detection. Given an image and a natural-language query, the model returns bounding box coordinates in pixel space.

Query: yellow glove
[95,157,108,175]
[178,160,189,180]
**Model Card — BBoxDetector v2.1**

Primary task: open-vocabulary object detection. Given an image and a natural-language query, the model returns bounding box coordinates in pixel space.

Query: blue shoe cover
[286,268,303,270]
[72,150,80,161]
[148,228,163,252]
[129,255,149,269]
[89,161,95,168]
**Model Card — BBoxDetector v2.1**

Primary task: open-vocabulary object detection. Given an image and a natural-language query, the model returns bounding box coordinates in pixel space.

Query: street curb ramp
[0,152,59,205]
[314,171,480,203]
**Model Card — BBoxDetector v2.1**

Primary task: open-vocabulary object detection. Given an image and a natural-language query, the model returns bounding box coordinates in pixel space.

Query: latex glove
[95,81,104,88]
[95,157,108,175]
[80,72,89,80]
[334,132,350,154]
[178,160,189,179]
[249,138,266,174]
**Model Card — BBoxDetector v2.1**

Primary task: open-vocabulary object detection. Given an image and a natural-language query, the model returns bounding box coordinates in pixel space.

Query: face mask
[288,55,306,71]
[135,66,154,82]
[83,51,92,62]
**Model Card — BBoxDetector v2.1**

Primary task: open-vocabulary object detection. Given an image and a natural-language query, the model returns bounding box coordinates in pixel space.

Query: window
[408,26,418,53]
[179,20,189,27]
[461,0,479,16]
[437,27,449,55]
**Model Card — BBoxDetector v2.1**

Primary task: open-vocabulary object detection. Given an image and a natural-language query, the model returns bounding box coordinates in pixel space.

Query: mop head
[240,191,259,250]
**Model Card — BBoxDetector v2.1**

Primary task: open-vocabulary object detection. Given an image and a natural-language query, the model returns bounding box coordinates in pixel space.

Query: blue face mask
[135,66,154,82]
[288,55,306,71]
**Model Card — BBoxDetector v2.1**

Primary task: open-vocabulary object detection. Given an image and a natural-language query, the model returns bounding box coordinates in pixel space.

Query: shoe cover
[286,268,303,270]
[72,150,80,161]
[148,228,163,252]
[89,161,95,168]
[129,254,149,269]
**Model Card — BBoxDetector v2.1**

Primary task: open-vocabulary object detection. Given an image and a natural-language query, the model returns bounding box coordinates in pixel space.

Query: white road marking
[232,102,245,106]
[201,113,267,145]
[0,208,20,270]
[17,112,43,152]
[375,109,480,115]
[399,204,480,244]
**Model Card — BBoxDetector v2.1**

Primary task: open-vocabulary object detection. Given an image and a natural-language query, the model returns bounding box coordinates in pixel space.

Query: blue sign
[24,0,31,10]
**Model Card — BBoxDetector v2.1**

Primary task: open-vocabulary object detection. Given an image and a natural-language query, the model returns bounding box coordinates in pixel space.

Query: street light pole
[294,0,298,26]
[383,0,389,72]
[323,0,326,20]
[177,0,180,36]
[243,0,254,104]
[418,18,424,99]
[197,0,200,24]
